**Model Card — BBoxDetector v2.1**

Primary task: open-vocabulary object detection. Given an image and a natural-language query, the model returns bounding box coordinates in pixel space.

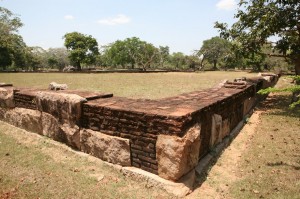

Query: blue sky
[1,0,238,55]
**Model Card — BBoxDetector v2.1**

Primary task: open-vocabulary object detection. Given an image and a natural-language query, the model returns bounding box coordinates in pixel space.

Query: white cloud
[64,15,74,20]
[97,14,131,26]
[216,0,236,10]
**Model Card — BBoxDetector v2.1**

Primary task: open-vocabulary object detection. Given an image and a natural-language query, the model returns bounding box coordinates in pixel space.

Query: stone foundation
[0,73,279,196]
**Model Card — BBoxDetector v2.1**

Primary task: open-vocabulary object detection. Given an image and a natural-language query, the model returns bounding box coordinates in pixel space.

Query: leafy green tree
[105,40,134,68]
[197,36,231,70]
[215,0,300,75]
[185,55,201,71]
[158,46,170,68]
[0,6,24,69]
[47,48,69,71]
[19,46,46,71]
[63,32,99,70]
[103,37,158,70]
[122,37,158,70]
[170,52,187,69]
[135,42,158,70]
[10,35,27,69]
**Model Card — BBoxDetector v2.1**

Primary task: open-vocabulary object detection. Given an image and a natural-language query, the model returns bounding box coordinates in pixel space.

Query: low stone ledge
[80,129,131,166]
[4,107,43,134]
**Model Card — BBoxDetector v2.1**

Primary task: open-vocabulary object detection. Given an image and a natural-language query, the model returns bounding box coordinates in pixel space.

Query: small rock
[72,168,80,172]
[253,189,260,194]
[5,153,9,156]
[97,175,104,182]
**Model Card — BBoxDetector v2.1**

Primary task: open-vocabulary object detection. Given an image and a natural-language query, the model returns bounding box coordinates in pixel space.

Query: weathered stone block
[4,107,42,134]
[41,112,60,138]
[41,112,80,149]
[80,129,131,166]
[0,107,6,120]
[0,87,14,108]
[61,124,80,149]
[221,118,230,139]
[210,114,222,148]
[156,124,201,181]
[243,97,256,116]
[36,91,87,126]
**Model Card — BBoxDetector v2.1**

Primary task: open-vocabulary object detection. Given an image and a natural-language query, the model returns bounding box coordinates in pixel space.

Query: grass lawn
[0,123,173,199]
[0,71,257,99]
[0,73,299,198]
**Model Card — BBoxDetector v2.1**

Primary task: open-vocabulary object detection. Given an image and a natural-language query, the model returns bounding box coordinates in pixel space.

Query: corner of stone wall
[156,123,201,181]
[0,86,15,109]
[36,91,87,127]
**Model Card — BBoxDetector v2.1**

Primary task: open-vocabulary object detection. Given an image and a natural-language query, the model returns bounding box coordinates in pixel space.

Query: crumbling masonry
[0,73,279,191]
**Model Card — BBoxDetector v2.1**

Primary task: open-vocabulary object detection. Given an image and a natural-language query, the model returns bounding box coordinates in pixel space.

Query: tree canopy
[215,0,300,74]
[63,32,99,70]
[104,37,159,70]
[196,36,231,70]
[0,7,24,69]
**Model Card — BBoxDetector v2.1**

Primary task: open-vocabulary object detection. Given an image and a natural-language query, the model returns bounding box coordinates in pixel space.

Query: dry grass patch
[0,123,173,199]
[0,71,257,99]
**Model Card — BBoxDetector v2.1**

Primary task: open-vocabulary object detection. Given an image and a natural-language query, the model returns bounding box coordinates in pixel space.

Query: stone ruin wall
[0,73,279,182]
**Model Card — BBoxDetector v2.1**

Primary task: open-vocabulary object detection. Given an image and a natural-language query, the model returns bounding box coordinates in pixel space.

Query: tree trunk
[76,61,81,71]
[213,60,217,70]
[295,57,300,75]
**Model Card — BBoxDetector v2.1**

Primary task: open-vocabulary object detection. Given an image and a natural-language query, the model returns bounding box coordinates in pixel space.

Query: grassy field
[0,74,299,198]
[0,123,173,199]
[0,71,257,99]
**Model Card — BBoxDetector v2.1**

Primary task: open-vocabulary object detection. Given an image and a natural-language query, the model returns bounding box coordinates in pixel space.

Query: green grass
[228,92,300,199]
[0,71,257,99]
[0,123,172,199]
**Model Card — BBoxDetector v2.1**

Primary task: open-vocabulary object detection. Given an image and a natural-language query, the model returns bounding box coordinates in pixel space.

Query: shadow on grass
[266,161,300,170]
[257,93,300,118]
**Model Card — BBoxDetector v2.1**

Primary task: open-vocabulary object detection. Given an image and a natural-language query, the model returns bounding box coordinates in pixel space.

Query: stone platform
[0,74,279,196]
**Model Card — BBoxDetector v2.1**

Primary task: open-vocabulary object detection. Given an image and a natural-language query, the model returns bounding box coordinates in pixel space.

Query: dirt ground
[188,111,263,199]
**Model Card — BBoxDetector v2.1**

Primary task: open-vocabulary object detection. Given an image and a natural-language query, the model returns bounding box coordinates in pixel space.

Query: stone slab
[80,129,131,166]
[156,124,201,181]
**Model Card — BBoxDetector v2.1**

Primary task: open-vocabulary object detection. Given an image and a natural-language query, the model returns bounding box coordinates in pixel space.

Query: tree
[105,40,134,68]
[103,37,159,70]
[134,42,158,70]
[0,6,24,69]
[158,46,170,68]
[197,36,231,70]
[215,0,300,75]
[47,48,69,71]
[170,52,187,69]
[123,37,158,70]
[185,55,201,71]
[63,32,99,70]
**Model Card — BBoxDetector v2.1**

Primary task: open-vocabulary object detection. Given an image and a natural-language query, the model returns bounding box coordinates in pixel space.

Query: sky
[1,0,238,55]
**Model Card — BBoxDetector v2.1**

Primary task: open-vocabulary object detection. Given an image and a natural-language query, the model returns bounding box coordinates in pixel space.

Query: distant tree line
[0,6,293,72]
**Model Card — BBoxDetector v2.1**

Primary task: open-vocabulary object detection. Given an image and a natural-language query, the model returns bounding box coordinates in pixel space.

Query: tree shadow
[266,161,300,170]
[256,93,300,118]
